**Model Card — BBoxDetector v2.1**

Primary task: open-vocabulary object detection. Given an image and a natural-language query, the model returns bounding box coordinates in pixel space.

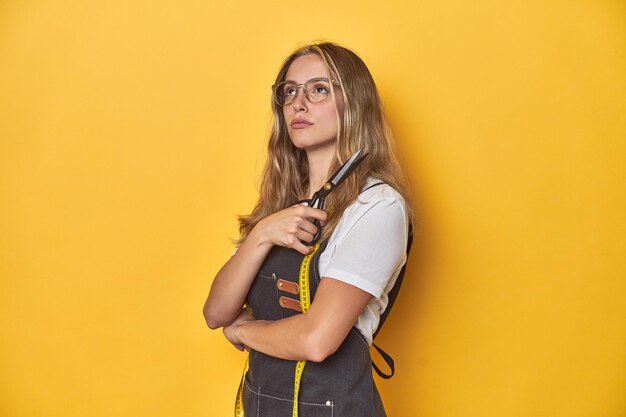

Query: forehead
[284,54,329,83]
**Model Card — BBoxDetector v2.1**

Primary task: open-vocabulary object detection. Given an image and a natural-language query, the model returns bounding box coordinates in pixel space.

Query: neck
[306,146,335,199]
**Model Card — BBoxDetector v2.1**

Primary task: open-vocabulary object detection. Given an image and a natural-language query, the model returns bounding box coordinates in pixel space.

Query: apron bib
[243,242,387,417]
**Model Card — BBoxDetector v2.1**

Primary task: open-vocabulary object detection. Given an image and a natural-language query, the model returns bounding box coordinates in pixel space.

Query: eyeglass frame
[272,77,341,107]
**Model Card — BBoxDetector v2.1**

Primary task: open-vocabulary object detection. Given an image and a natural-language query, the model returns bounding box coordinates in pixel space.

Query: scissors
[299,147,369,246]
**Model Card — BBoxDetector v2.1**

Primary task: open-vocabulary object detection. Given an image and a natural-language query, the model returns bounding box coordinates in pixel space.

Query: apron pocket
[244,373,335,417]
[242,375,259,416]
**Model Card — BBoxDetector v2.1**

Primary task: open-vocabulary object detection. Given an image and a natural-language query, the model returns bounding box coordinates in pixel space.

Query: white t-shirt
[319,179,409,344]
[235,180,409,345]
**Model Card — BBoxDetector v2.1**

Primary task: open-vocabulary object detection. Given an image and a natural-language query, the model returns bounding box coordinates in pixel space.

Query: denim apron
[242,242,387,417]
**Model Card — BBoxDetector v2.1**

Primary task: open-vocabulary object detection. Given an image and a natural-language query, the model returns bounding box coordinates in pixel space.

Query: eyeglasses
[272,77,340,106]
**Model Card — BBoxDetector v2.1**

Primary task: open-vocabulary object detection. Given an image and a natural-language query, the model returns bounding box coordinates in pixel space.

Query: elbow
[302,329,339,363]
[203,294,237,329]
[205,318,221,330]
[203,305,224,330]
[203,314,219,330]
[305,349,331,364]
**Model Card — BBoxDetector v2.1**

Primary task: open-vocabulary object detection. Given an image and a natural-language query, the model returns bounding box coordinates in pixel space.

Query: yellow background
[1,1,625,416]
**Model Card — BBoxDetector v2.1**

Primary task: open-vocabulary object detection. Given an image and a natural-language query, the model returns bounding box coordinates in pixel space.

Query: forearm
[204,206,326,329]
[224,278,373,361]
[235,314,326,362]
[203,228,272,329]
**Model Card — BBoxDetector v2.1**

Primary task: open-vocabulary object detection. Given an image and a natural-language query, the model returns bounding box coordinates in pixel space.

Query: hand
[254,205,327,255]
[223,308,253,352]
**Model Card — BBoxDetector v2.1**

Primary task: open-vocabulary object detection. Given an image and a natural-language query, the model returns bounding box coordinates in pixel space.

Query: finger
[296,228,315,243]
[296,206,328,221]
[297,219,318,237]
[292,240,315,255]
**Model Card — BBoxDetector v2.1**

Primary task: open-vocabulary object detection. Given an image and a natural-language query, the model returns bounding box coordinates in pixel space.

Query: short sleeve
[322,189,408,298]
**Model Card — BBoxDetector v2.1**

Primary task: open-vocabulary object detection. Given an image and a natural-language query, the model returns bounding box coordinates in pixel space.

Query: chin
[289,135,336,153]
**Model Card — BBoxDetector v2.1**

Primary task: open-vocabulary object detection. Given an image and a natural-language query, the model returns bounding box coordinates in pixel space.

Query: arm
[223,187,408,360]
[224,276,373,362]
[203,205,327,329]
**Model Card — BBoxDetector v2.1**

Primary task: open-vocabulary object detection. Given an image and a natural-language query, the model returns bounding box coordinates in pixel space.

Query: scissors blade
[328,148,367,187]
[301,148,368,246]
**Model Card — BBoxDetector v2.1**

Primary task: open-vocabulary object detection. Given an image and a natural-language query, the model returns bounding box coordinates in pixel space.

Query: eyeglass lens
[274,78,332,106]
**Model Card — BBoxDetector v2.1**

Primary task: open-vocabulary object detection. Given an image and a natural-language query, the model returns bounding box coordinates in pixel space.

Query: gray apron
[243,241,387,417]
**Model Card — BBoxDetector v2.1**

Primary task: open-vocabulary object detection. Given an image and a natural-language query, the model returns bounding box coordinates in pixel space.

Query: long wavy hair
[238,42,412,243]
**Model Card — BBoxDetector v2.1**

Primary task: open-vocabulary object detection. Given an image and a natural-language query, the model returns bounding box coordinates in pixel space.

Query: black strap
[362,181,385,192]
[370,222,413,379]
[371,342,395,379]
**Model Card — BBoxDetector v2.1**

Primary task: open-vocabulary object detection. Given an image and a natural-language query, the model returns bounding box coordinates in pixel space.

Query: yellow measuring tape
[235,303,253,417]
[292,242,319,417]
[234,244,320,417]
[234,357,247,417]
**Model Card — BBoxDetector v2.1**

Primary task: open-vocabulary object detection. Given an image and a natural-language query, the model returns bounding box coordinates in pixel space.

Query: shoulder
[320,179,409,299]
[343,179,407,220]
[332,179,408,239]
[358,179,405,206]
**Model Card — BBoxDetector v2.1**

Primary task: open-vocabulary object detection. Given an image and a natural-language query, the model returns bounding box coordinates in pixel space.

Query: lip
[290,118,313,129]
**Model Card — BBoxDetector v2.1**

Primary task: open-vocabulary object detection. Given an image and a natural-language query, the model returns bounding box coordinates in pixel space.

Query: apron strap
[371,221,413,378]
[362,181,385,192]
[371,342,395,379]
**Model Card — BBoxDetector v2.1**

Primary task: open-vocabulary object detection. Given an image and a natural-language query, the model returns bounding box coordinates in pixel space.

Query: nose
[292,86,308,112]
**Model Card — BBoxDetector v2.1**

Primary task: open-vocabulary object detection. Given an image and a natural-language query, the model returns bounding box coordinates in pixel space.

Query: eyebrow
[281,77,330,84]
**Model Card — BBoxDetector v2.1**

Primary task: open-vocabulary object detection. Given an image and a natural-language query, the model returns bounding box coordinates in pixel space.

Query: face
[282,54,343,153]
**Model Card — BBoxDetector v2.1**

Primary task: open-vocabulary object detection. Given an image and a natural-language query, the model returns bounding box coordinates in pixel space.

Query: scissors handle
[297,191,325,246]
[308,218,322,246]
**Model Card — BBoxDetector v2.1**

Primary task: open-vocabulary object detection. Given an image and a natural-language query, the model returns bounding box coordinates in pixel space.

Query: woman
[204,42,412,417]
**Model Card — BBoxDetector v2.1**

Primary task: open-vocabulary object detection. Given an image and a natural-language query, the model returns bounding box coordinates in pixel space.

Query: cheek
[327,103,342,129]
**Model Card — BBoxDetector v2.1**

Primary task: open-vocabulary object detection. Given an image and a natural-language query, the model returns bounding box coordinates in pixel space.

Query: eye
[284,85,297,96]
[310,82,330,95]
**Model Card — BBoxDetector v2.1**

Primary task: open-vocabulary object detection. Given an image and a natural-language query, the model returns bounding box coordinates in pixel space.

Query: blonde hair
[238,41,412,243]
